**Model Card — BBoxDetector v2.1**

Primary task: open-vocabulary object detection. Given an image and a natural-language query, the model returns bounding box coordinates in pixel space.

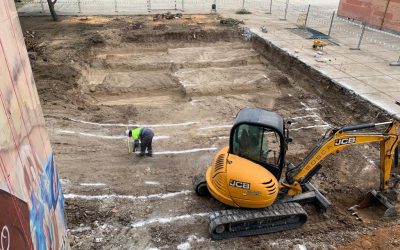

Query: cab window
[232,124,281,167]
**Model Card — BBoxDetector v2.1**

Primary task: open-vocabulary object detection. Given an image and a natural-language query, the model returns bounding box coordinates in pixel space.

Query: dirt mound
[220,18,244,26]
[91,71,182,96]
[235,9,252,15]
[153,12,182,21]
[88,33,105,44]
[24,30,44,54]
[126,22,144,30]
[269,71,291,86]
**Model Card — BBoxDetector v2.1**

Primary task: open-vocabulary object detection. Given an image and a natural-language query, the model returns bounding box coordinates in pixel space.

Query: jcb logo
[334,137,356,146]
[229,180,250,189]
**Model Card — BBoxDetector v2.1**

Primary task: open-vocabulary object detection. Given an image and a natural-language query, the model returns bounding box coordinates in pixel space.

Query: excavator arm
[285,121,400,196]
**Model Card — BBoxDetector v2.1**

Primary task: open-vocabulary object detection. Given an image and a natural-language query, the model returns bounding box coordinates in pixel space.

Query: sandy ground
[21,15,400,249]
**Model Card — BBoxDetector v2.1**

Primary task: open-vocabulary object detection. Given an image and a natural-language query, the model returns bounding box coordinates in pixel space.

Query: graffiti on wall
[30,154,66,250]
[0,0,68,249]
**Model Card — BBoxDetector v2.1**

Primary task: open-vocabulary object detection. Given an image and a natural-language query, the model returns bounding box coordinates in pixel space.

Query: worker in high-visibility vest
[126,127,154,157]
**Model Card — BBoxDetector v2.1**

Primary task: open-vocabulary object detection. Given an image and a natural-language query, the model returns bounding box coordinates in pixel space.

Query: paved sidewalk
[220,10,400,119]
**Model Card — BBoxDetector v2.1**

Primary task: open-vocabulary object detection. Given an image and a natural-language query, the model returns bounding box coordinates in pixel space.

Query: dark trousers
[140,128,154,154]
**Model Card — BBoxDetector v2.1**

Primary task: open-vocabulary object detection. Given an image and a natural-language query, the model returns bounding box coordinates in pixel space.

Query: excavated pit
[20,16,398,249]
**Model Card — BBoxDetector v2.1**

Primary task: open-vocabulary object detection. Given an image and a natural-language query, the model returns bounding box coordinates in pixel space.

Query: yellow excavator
[193,108,400,239]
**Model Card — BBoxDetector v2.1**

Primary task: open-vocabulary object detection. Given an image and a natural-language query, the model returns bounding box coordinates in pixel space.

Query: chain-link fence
[266,0,400,51]
[17,0,400,56]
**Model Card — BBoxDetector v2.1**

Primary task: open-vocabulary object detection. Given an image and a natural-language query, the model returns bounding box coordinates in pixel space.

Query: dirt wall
[0,1,67,249]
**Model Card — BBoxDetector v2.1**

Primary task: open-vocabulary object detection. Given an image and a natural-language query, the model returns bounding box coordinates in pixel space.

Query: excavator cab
[229,108,287,180]
[194,108,292,209]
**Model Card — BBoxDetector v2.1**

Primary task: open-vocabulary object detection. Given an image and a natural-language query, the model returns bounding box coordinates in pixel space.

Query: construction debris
[236,9,252,14]
[153,24,169,31]
[25,30,35,38]
[127,22,144,30]
[348,205,363,221]
[94,238,103,243]
[260,26,268,33]
[219,18,244,26]
[24,35,49,61]
[89,33,104,44]
[153,12,182,21]
[28,51,38,61]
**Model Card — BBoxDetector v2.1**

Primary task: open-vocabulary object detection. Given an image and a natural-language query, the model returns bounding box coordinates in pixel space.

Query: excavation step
[175,65,279,96]
[91,44,260,71]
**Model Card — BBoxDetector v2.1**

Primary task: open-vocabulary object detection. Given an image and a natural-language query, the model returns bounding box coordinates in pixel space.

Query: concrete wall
[338,0,400,33]
[0,0,68,249]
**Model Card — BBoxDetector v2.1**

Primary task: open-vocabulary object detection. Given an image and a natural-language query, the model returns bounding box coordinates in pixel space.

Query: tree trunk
[46,0,58,21]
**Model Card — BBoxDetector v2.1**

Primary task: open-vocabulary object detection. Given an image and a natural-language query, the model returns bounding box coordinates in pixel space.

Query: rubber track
[209,202,307,240]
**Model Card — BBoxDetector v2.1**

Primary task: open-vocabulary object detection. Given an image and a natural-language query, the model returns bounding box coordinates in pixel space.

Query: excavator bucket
[358,190,397,217]
[357,146,399,217]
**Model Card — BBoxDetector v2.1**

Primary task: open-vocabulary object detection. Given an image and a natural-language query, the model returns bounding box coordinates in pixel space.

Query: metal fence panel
[16,0,400,52]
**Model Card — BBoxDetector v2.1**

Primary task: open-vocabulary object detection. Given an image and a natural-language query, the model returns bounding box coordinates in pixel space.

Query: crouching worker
[126,127,154,157]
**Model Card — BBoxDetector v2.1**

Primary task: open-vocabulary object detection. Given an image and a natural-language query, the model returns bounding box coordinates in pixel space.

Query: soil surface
[20,15,400,250]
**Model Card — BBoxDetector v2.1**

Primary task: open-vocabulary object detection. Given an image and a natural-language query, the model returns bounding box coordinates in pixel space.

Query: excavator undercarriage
[208,202,307,240]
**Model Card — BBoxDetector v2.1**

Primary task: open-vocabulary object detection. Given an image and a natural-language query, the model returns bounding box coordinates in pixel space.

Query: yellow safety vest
[131,128,141,140]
